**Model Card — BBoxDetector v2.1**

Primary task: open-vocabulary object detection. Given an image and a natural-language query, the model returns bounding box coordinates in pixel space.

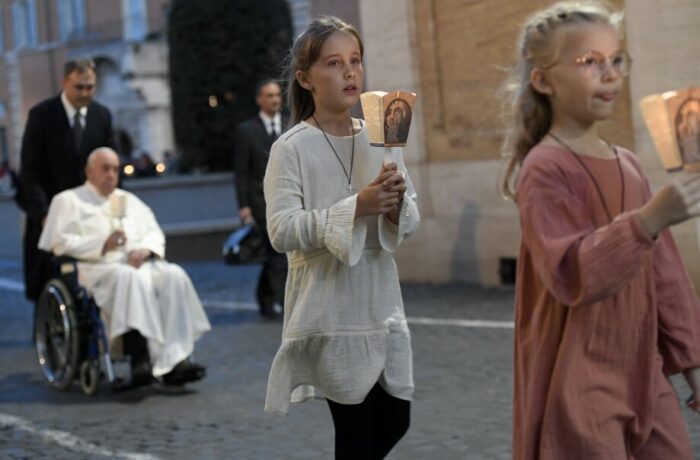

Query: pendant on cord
[346,183,353,193]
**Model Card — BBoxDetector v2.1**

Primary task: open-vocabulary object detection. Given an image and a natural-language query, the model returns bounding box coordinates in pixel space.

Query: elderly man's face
[63,69,97,109]
[86,151,120,197]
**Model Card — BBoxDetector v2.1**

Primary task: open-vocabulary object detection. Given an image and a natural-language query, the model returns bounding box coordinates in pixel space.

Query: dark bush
[168,0,293,171]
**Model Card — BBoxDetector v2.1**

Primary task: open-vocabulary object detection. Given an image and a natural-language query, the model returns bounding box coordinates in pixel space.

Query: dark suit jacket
[17,94,115,300]
[234,114,285,227]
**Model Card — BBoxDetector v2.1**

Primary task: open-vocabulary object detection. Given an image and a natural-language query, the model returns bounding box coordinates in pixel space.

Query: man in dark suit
[234,79,287,318]
[16,59,115,302]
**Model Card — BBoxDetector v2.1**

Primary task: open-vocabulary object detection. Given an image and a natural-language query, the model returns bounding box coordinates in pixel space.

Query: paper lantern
[640,86,700,172]
[360,90,416,163]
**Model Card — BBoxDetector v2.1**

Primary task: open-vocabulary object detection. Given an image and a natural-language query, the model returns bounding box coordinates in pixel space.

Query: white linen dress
[263,120,420,414]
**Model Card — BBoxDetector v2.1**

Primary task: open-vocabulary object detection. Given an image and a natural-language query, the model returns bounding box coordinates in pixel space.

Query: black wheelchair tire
[35,279,81,391]
[80,359,100,395]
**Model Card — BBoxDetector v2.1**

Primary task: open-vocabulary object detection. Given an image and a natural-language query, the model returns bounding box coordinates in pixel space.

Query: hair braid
[500,1,623,199]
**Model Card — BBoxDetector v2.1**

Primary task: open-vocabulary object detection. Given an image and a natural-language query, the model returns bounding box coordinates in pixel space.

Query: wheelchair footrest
[111,358,153,392]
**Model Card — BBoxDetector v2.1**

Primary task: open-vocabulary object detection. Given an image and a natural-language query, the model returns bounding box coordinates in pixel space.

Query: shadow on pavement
[0,371,202,406]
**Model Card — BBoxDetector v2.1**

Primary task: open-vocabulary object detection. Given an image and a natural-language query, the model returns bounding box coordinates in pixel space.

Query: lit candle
[110,194,127,224]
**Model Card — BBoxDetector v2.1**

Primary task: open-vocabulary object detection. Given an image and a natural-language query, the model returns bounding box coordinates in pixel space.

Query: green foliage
[168,0,293,171]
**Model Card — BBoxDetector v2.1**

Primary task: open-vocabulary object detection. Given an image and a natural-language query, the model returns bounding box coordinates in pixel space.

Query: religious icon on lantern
[675,97,700,166]
[384,98,413,145]
[360,90,416,163]
[641,86,700,172]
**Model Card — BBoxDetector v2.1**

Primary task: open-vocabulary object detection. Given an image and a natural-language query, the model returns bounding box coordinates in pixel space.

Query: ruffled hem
[264,320,414,415]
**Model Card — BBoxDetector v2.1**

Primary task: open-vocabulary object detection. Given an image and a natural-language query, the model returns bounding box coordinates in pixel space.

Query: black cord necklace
[547,132,625,223]
[311,114,355,193]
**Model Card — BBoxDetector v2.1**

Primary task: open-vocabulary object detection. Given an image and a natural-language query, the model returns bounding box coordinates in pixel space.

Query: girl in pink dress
[502,2,700,458]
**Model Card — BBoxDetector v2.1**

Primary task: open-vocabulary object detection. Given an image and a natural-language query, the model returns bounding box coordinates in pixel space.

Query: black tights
[326,383,411,460]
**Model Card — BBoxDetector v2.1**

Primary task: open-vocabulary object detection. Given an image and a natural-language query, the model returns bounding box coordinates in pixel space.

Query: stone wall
[359,0,700,287]
[626,0,700,287]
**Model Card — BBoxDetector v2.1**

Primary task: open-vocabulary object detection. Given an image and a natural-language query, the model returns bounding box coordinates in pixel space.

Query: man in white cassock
[38,147,211,385]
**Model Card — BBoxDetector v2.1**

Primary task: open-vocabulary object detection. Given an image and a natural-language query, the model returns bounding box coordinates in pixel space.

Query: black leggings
[326,382,411,460]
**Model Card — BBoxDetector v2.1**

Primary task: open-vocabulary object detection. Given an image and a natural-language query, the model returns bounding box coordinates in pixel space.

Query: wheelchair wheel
[35,279,81,391]
[80,360,100,395]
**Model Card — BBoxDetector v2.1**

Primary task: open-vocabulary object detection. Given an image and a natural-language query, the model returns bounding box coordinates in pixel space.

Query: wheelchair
[34,256,147,395]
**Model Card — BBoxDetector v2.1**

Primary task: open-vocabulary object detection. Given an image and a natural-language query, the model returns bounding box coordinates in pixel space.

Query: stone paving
[0,260,699,459]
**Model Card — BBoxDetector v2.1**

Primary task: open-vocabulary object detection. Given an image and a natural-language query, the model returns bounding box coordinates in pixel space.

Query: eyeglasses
[543,50,632,78]
[73,84,95,91]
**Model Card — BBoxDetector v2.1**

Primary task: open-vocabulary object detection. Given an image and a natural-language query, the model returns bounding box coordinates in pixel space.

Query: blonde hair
[500,1,623,198]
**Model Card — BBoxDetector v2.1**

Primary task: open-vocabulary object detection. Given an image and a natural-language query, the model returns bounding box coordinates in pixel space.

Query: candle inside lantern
[110,194,127,221]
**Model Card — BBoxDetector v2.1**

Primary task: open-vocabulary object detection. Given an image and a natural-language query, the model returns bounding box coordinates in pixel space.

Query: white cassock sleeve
[38,192,106,261]
[124,194,166,259]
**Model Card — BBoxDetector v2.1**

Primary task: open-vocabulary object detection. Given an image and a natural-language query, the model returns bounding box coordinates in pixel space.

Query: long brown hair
[500,1,623,199]
[284,16,364,124]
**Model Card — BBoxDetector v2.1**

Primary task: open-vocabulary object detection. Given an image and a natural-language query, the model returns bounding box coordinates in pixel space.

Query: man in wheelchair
[38,147,211,386]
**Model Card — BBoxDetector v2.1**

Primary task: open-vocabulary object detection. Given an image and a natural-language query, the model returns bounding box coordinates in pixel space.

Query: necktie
[73,112,83,152]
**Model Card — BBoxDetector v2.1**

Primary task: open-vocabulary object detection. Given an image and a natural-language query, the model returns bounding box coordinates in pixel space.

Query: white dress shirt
[61,91,88,128]
[259,111,281,137]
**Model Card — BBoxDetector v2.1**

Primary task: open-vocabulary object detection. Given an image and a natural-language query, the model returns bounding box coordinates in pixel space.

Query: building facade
[0,0,176,166]
[5,0,695,288]
[0,0,356,169]
[357,0,700,288]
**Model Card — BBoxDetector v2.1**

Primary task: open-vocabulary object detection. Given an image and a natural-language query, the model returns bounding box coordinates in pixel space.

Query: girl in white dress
[263,16,420,459]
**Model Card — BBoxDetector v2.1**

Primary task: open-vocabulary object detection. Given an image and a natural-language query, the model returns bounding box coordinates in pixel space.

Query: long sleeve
[234,124,252,209]
[264,140,366,266]
[18,106,49,221]
[652,229,700,374]
[102,109,116,151]
[378,148,419,252]
[517,157,656,308]
[628,172,700,375]
[38,193,105,261]
[126,195,165,259]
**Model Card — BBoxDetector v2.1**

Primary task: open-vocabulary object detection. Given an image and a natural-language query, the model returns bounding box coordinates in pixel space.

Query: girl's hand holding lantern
[356,163,404,219]
[380,162,407,200]
[380,162,406,224]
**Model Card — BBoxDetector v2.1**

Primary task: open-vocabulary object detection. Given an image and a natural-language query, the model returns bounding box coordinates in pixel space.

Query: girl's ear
[295,70,312,91]
[530,68,554,96]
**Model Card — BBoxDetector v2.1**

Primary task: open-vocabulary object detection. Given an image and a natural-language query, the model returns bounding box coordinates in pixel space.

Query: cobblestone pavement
[1,259,699,459]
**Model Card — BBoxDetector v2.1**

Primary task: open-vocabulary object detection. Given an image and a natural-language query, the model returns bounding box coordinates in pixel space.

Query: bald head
[85,147,120,197]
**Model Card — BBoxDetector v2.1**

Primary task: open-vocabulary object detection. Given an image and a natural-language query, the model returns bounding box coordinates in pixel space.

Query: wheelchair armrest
[51,255,77,266]
[50,255,80,286]
[51,255,77,273]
